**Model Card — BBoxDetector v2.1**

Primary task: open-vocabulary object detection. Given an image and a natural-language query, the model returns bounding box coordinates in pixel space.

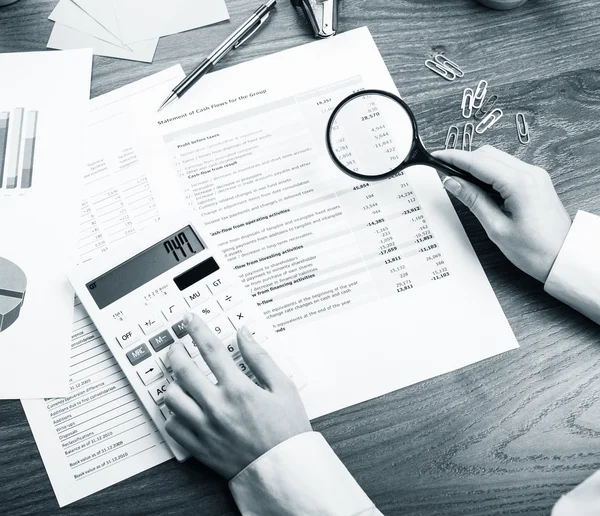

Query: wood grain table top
[1,0,600,514]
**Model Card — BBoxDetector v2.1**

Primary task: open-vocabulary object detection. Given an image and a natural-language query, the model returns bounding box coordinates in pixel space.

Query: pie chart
[0,257,27,333]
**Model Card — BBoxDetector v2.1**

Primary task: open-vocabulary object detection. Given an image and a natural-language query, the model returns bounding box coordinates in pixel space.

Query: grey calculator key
[172,320,188,339]
[126,343,151,366]
[149,330,174,352]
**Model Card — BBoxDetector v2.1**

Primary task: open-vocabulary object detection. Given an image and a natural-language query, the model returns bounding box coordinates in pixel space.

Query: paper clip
[474,94,499,120]
[461,88,474,118]
[516,112,530,144]
[425,59,457,81]
[433,54,464,78]
[472,80,488,110]
[462,123,474,152]
[475,108,503,134]
[445,125,459,149]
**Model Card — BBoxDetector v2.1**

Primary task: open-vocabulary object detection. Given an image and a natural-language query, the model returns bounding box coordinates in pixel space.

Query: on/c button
[116,326,141,349]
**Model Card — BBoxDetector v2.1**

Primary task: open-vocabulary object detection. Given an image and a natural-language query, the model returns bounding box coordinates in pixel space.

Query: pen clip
[234,11,271,49]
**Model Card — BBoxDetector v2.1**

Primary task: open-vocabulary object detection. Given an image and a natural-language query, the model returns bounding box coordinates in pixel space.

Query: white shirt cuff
[229,431,381,516]
[544,211,600,325]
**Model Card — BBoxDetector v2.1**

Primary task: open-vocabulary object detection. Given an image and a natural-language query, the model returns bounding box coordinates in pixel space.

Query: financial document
[21,67,185,507]
[152,28,519,418]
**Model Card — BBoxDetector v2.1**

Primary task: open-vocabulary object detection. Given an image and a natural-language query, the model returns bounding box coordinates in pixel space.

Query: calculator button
[149,330,174,352]
[222,335,240,357]
[171,320,188,338]
[160,404,174,420]
[195,356,212,376]
[126,343,152,366]
[148,378,169,405]
[137,360,164,386]
[183,286,205,308]
[227,306,254,330]
[116,326,141,349]
[139,312,163,335]
[161,299,186,321]
[206,275,228,295]
[235,358,251,375]
[194,298,221,321]
[216,288,243,311]
[206,373,218,385]
[208,314,234,339]
[158,349,172,372]
[182,335,200,358]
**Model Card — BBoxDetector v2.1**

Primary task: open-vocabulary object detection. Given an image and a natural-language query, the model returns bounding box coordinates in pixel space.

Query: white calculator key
[182,285,206,308]
[208,314,234,339]
[160,404,175,420]
[222,335,240,357]
[137,360,164,386]
[139,311,164,335]
[116,326,141,349]
[216,288,243,311]
[227,305,255,330]
[182,335,199,358]
[148,378,169,404]
[195,356,212,376]
[206,274,228,295]
[206,373,218,385]
[158,349,172,372]
[161,298,186,321]
[235,357,251,375]
[194,298,221,321]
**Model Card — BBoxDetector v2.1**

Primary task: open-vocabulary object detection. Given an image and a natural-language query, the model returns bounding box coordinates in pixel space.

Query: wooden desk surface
[1,0,600,514]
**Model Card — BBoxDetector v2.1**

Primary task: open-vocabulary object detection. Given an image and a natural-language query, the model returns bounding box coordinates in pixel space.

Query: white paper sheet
[71,0,123,42]
[21,66,186,507]
[47,23,158,64]
[0,49,92,398]
[150,28,520,418]
[112,0,229,44]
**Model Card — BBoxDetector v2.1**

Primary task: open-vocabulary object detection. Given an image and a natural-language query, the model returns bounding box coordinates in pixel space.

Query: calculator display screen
[87,226,205,309]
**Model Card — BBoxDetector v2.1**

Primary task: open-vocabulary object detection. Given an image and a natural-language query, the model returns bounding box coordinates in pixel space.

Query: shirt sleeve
[552,470,600,516]
[544,211,600,325]
[228,431,383,516]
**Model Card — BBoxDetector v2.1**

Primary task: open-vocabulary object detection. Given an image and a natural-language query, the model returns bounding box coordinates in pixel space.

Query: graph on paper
[0,108,39,190]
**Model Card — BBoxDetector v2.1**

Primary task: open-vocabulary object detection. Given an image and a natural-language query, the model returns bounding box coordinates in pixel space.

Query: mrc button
[126,343,151,366]
[149,330,174,352]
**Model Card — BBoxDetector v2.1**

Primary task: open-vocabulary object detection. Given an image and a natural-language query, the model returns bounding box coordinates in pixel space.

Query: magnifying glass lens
[328,93,415,178]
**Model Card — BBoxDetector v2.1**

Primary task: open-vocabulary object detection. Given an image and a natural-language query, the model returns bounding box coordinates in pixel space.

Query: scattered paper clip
[462,123,474,151]
[461,88,474,118]
[516,112,530,144]
[425,54,464,81]
[472,80,488,110]
[475,108,503,134]
[474,94,499,120]
[445,125,460,149]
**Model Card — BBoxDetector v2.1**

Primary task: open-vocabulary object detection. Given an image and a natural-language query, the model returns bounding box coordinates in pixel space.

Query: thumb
[443,176,508,235]
[237,327,288,391]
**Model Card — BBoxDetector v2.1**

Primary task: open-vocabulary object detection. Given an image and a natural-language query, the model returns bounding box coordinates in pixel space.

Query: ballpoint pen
[158,0,277,112]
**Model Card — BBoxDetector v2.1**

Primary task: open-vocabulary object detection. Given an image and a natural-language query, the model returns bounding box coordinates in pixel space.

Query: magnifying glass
[326,89,494,193]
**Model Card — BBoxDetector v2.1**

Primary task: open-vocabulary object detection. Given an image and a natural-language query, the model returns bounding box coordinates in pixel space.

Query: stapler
[291,0,339,38]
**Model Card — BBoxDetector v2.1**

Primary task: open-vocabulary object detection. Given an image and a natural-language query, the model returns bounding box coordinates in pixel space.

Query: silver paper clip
[461,88,474,118]
[474,94,499,120]
[462,123,474,152]
[516,112,530,144]
[475,108,503,134]
[445,125,460,149]
[472,80,488,110]
[291,0,338,38]
[434,54,464,78]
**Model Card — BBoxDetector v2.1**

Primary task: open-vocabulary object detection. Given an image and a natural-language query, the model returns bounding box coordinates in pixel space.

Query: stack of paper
[47,0,230,63]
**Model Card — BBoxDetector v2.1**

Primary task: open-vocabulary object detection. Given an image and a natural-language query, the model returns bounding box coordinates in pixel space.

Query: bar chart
[0,108,39,190]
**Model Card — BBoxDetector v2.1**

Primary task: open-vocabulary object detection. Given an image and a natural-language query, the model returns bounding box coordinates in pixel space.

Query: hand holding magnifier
[326,90,496,194]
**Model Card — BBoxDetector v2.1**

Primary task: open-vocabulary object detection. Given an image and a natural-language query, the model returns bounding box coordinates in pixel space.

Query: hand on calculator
[164,312,311,479]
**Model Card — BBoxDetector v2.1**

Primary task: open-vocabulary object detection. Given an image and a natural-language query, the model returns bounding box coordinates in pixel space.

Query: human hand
[164,313,311,480]
[432,145,572,283]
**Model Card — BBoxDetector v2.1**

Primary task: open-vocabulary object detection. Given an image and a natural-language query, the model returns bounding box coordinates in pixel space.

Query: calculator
[68,213,302,461]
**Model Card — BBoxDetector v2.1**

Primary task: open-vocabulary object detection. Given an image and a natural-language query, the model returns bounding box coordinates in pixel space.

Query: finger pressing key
[184,313,240,384]
[168,341,214,405]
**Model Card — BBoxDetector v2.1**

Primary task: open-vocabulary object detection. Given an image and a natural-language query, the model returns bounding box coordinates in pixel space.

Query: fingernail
[443,177,461,195]
[239,326,252,340]
[183,312,194,325]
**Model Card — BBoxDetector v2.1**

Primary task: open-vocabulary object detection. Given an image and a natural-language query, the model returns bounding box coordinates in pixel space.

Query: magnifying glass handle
[428,155,497,196]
